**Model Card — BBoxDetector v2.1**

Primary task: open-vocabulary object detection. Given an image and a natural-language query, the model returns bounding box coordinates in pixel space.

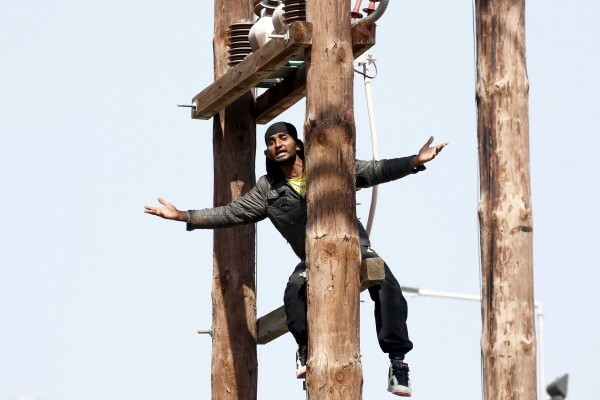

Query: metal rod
[402,286,482,302]
[197,328,214,337]
[268,32,289,41]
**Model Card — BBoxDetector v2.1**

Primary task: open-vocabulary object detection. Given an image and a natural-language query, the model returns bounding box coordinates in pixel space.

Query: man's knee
[286,270,306,291]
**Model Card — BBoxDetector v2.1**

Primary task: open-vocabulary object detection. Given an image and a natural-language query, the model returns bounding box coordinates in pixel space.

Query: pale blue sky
[1,1,598,399]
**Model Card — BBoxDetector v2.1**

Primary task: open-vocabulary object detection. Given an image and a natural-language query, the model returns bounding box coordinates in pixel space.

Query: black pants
[283,246,414,359]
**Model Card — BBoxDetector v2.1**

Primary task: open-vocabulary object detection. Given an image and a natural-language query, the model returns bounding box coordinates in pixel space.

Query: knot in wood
[501,219,509,233]
[493,78,509,95]
[317,131,330,146]
[334,43,349,63]
[520,336,534,352]
[325,241,337,256]
[222,270,232,281]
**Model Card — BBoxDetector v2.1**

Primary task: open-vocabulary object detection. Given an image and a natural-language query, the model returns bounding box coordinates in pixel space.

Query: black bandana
[264,122,298,143]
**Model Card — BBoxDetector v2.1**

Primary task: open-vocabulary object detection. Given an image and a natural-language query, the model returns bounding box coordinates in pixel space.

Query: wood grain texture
[210,1,258,399]
[476,1,537,399]
[304,0,363,397]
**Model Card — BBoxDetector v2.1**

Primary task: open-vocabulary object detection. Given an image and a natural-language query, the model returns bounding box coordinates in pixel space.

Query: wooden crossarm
[189,21,376,123]
[256,257,384,345]
[351,20,377,59]
[256,305,288,346]
[191,21,312,120]
[255,20,376,124]
[255,65,307,125]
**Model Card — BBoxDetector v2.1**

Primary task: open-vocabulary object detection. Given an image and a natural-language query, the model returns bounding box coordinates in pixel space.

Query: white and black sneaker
[296,344,308,379]
[388,359,411,397]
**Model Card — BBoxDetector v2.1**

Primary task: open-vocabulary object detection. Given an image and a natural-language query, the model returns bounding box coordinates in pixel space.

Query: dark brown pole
[304,0,363,398]
[476,1,537,399]
[211,1,257,399]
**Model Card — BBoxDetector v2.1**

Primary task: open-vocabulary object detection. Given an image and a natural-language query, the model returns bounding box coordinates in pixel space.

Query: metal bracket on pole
[197,327,214,337]
[269,31,290,43]
[177,101,197,110]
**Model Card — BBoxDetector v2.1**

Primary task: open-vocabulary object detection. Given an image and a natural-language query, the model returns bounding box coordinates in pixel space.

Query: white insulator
[272,3,289,34]
[249,8,276,51]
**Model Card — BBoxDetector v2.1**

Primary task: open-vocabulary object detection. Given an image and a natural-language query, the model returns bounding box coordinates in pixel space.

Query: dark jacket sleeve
[355,156,426,189]
[186,177,269,230]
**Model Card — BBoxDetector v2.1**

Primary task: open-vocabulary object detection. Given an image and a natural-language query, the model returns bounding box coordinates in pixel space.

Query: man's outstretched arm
[145,179,269,229]
[355,136,448,188]
[144,197,189,222]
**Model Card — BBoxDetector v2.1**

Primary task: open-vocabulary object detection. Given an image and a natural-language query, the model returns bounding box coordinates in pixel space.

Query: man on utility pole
[144,121,447,397]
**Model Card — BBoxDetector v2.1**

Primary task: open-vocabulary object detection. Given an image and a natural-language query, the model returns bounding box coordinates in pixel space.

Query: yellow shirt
[287,172,306,197]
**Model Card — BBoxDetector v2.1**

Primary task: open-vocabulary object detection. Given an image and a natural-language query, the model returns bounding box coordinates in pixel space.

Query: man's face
[265,132,300,163]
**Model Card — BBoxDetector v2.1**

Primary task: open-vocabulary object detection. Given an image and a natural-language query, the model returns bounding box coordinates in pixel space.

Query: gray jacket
[187,156,424,259]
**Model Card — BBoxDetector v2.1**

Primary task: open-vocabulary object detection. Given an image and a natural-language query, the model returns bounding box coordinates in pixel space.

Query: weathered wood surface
[476,1,537,400]
[255,21,376,124]
[304,0,363,397]
[256,305,288,346]
[359,256,384,290]
[192,21,312,120]
[190,20,375,125]
[350,21,377,60]
[255,65,307,125]
[211,1,257,399]
[256,258,384,345]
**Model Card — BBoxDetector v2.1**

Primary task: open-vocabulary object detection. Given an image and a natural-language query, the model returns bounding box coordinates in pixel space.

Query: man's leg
[363,247,413,396]
[284,261,308,378]
[367,263,413,357]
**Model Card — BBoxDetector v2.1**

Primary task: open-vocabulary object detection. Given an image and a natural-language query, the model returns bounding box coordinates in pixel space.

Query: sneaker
[387,360,411,397]
[296,345,308,379]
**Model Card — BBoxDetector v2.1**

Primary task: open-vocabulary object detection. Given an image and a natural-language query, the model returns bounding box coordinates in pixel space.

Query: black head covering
[264,121,298,143]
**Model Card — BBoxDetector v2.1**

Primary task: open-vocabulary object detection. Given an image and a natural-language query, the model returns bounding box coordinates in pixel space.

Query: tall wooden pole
[211,1,257,399]
[304,0,363,398]
[475,1,537,400]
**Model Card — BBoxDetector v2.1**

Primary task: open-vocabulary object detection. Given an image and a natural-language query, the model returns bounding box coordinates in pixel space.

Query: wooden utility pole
[475,1,537,400]
[304,0,363,398]
[211,0,257,399]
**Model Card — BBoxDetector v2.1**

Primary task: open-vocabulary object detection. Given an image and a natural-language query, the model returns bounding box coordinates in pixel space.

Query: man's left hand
[413,136,448,166]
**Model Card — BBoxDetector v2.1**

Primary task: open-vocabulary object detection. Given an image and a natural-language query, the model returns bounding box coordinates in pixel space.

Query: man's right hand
[144,197,189,222]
